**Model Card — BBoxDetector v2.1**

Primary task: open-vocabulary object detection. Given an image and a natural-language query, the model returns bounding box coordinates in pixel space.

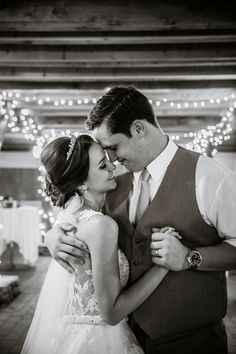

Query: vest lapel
[134,149,179,230]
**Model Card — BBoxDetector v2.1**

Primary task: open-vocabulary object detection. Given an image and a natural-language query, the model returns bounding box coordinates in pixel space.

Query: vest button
[133,260,139,266]
[135,239,141,244]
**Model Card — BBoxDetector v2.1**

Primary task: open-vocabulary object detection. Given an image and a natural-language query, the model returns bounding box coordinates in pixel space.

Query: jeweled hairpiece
[66,136,77,161]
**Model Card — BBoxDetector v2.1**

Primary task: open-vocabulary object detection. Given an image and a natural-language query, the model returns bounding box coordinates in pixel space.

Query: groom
[46,87,236,354]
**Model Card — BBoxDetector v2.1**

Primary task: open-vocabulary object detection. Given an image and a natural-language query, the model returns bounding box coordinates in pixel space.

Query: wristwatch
[185,248,202,270]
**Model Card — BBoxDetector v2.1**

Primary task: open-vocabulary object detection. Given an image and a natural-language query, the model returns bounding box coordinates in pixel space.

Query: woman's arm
[84,215,168,326]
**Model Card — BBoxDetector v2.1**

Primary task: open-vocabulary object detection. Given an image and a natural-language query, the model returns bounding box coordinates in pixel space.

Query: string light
[183,105,234,155]
[1,90,235,230]
[1,90,236,109]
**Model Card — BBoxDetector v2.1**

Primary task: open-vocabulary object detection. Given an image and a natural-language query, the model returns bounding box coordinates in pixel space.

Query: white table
[0,206,41,265]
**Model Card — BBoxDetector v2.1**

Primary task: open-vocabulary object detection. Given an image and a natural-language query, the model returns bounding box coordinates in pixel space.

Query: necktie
[135,168,150,223]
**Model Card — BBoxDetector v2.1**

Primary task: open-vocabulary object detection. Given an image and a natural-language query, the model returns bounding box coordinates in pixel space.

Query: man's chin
[121,161,131,170]
[125,164,141,172]
[109,180,117,190]
[117,160,141,173]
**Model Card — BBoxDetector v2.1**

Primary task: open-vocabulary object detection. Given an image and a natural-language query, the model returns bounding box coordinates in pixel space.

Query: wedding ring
[154,250,159,257]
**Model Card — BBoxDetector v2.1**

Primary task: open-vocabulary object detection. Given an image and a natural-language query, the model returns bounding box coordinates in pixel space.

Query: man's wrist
[185,248,203,270]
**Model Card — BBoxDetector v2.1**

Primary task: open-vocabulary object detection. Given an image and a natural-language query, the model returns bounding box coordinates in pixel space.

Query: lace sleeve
[56,210,77,226]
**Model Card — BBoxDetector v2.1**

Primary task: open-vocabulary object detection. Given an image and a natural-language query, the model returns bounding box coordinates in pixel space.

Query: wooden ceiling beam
[24,108,230,119]
[0,65,235,77]
[1,81,236,90]
[0,74,236,83]
[36,117,224,132]
[0,58,236,68]
[39,116,222,127]
[0,45,235,61]
[0,0,235,33]
[0,1,235,151]
[3,128,236,152]
[0,34,236,45]
[3,88,234,99]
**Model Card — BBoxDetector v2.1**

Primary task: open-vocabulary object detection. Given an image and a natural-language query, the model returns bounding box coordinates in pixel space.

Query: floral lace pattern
[65,209,130,319]
[52,199,143,354]
[66,249,129,318]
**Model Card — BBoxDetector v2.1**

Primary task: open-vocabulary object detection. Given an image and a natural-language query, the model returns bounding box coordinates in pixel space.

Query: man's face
[93,122,146,172]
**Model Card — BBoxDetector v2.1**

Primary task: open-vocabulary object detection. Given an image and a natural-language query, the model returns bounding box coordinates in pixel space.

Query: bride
[21,134,173,354]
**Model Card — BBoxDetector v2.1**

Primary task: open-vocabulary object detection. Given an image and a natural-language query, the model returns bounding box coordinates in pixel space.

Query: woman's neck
[83,193,105,212]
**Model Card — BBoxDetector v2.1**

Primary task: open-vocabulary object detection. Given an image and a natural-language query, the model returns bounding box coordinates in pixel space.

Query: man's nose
[107,149,117,162]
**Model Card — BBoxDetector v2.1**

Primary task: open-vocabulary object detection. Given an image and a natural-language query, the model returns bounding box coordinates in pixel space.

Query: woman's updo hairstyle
[40,134,94,208]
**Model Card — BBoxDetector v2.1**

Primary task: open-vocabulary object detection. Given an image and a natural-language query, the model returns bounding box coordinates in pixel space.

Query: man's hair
[85,86,158,137]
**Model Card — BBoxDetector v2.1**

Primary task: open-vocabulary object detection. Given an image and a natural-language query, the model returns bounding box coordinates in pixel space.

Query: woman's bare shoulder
[76,213,118,245]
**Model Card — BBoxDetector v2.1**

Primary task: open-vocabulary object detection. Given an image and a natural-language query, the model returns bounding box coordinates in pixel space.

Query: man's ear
[130,120,146,137]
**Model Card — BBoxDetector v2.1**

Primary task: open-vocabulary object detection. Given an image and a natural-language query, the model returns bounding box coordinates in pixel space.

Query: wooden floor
[0,256,235,354]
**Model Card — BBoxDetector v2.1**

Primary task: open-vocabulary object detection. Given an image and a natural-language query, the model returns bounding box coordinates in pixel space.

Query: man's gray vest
[105,147,227,340]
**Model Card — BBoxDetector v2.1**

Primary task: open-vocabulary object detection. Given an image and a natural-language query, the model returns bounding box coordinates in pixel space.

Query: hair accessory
[66,136,77,161]
[46,173,52,184]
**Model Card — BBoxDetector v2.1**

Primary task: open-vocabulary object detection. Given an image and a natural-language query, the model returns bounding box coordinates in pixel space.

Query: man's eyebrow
[99,142,108,148]
[105,145,116,149]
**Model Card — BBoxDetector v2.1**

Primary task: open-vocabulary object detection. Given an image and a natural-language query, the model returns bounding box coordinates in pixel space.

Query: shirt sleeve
[196,156,236,247]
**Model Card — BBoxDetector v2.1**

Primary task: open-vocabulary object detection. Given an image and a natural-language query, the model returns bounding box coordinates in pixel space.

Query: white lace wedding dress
[21,196,143,354]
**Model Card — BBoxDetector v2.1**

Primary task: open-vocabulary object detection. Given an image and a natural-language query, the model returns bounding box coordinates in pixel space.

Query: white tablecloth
[0,206,41,265]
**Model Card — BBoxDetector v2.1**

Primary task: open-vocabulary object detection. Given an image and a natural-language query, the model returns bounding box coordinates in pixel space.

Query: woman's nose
[107,160,116,171]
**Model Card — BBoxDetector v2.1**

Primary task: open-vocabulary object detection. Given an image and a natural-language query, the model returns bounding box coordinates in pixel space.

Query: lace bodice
[56,197,130,323]
[21,195,143,354]
[66,248,129,320]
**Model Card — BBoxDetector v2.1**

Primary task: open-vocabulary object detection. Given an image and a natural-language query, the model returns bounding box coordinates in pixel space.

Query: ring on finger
[154,249,159,257]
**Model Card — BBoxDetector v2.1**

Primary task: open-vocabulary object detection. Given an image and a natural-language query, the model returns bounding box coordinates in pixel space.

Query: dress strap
[79,209,103,221]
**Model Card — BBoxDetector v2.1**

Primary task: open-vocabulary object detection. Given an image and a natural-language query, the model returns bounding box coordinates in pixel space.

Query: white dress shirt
[129,138,236,247]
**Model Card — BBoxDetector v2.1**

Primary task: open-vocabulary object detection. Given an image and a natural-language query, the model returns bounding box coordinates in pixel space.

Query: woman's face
[85,142,117,194]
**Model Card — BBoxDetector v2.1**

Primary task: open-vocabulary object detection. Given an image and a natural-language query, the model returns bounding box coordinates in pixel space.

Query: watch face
[191,252,201,263]
[187,250,202,269]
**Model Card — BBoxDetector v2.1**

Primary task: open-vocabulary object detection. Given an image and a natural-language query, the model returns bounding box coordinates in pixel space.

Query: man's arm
[194,242,236,271]
[46,223,90,273]
[151,159,236,272]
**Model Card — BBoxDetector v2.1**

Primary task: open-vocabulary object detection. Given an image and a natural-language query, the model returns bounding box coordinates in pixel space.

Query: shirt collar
[133,137,178,183]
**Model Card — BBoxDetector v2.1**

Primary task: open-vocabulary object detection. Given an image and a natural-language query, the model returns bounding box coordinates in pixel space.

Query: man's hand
[45,223,90,273]
[150,227,188,271]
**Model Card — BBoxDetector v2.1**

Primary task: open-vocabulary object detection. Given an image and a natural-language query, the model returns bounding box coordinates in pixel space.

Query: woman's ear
[77,184,88,194]
[130,120,146,137]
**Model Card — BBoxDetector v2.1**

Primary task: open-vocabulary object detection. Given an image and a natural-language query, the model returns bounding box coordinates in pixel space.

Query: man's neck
[145,131,168,166]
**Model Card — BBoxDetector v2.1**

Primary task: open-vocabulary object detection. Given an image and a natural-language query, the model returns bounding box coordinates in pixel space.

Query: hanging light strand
[1,90,235,227]
[1,89,236,109]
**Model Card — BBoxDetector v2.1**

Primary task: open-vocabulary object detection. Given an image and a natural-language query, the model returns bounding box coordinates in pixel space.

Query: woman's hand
[45,223,90,273]
[150,226,188,271]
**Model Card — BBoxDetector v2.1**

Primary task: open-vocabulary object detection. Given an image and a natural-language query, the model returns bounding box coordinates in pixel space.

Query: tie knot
[141,168,150,182]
